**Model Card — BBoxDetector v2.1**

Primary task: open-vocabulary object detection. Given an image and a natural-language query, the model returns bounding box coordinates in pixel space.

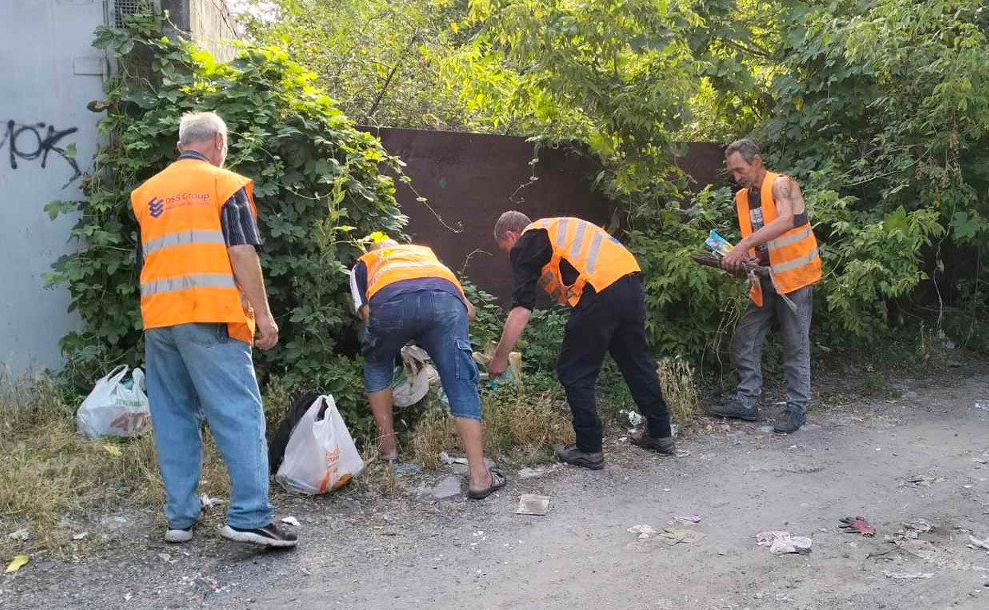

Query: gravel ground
[3,368,989,610]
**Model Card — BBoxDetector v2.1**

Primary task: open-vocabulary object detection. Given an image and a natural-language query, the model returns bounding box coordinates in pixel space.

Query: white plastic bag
[275,395,365,495]
[76,365,152,438]
[392,345,437,408]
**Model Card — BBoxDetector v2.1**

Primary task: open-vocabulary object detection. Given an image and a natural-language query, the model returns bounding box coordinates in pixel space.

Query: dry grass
[0,375,229,559]
[349,434,401,495]
[407,386,574,468]
[657,357,701,426]
[0,376,574,560]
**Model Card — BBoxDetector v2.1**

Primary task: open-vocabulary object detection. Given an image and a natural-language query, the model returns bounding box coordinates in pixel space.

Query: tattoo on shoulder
[773,176,793,200]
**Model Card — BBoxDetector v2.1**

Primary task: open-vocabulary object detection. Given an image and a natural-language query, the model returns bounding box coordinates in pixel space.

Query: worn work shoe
[629,430,677,455]
[164,526,193,544]
[773,410,805,434]
[218,523,298,548]
[705,403,760,422]
[555,444,605,470]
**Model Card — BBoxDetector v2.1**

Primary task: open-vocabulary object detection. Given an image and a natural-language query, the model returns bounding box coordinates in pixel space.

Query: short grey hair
[725,138,760,163]
[494,211,532,240]
[178,111,227,146]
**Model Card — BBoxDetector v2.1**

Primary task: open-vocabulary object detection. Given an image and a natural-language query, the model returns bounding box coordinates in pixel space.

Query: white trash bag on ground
[275,395,365,495]
[76,365,152,438]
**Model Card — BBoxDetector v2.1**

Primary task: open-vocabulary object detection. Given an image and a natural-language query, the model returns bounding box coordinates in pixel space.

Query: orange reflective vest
[522,217,640,307]
[131,158,257,344]
[736,171,822,306]
[357,244,465,301]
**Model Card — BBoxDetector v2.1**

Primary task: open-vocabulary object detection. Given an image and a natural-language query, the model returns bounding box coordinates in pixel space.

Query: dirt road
[4,372,989,610]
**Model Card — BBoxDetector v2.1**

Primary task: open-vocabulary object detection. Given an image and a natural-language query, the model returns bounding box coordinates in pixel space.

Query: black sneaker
[218,523,298,548]
[773,410,805,434]
[705,403,760,421]
[555,444,605,470]
[629,430,677,455]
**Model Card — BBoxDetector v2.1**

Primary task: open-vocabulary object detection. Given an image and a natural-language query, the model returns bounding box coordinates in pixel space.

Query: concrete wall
[0,0,109,373]
[161,0,239,62]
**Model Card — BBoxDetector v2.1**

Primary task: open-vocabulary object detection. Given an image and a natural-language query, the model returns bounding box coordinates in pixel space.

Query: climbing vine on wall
[46,12,407,421]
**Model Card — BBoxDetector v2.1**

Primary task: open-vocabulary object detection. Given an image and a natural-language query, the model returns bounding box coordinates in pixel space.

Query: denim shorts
[361,290,482,420]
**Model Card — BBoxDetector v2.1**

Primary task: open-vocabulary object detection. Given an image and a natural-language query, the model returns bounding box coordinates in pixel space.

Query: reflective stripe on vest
[131,158,256,343]
[585,232,605,275]
[358,244,465,302]
[368,260,448,288]
[523,217,640,307]
[771,247,820,275]
[735,171,822,306]
[140,273,237,297]
[142,229,226,258]
[768,224,812,250]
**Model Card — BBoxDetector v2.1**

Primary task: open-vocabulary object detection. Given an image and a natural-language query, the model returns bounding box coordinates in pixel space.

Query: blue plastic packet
[705,230,733,256]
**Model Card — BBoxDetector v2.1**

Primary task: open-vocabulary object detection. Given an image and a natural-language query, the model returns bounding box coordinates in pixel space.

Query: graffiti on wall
[0,120,81,179]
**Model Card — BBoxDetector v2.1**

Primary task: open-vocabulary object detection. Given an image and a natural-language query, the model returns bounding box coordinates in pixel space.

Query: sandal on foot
[467,468,507,500]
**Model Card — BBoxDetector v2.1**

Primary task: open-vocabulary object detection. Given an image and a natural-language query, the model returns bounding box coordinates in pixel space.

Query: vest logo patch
[148,197,164,218]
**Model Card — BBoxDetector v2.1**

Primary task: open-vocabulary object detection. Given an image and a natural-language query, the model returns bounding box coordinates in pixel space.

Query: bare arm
[723,175,805,272]
[228,245,278,350]
[488,306,531,376]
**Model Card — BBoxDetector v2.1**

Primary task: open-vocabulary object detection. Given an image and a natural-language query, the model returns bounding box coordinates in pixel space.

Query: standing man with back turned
[708,139,822,434]
[488,212,676,469]
[132,111,296,547]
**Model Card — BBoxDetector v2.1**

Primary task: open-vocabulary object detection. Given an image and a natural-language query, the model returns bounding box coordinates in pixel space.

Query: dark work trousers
[557,273,672,453]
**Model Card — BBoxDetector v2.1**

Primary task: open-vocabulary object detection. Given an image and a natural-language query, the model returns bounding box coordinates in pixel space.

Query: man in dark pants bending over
[486,212,676,469]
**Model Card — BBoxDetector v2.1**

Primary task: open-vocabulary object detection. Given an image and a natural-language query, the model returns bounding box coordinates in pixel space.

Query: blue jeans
[145,323,272,530]
[361,290,482,420]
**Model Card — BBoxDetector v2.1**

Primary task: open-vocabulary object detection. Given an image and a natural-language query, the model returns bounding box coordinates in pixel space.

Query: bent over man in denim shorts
[350,240,506,499]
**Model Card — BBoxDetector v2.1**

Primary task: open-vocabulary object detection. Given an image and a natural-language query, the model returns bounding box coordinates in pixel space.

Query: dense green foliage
[459,0,987,354]
[235,0,989,361]
[46,13,406,419]
[722,0,987,342]
[51,1,989,421]
[236,0,472,129]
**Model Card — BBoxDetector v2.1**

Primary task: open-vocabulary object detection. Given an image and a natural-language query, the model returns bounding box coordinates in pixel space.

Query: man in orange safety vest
[710,139,821,434]
[488,212,676,469]
[133,111,296,547]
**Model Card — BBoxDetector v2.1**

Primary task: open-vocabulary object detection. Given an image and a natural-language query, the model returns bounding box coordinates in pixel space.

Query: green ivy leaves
[47,13,405,422]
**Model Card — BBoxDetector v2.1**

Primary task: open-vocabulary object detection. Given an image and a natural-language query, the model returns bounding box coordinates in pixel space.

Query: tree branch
[361,33,419,125]
[723,38,774,61]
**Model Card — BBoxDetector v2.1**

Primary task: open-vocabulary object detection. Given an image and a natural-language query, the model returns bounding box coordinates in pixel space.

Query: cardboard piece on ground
[516,494,550,516]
